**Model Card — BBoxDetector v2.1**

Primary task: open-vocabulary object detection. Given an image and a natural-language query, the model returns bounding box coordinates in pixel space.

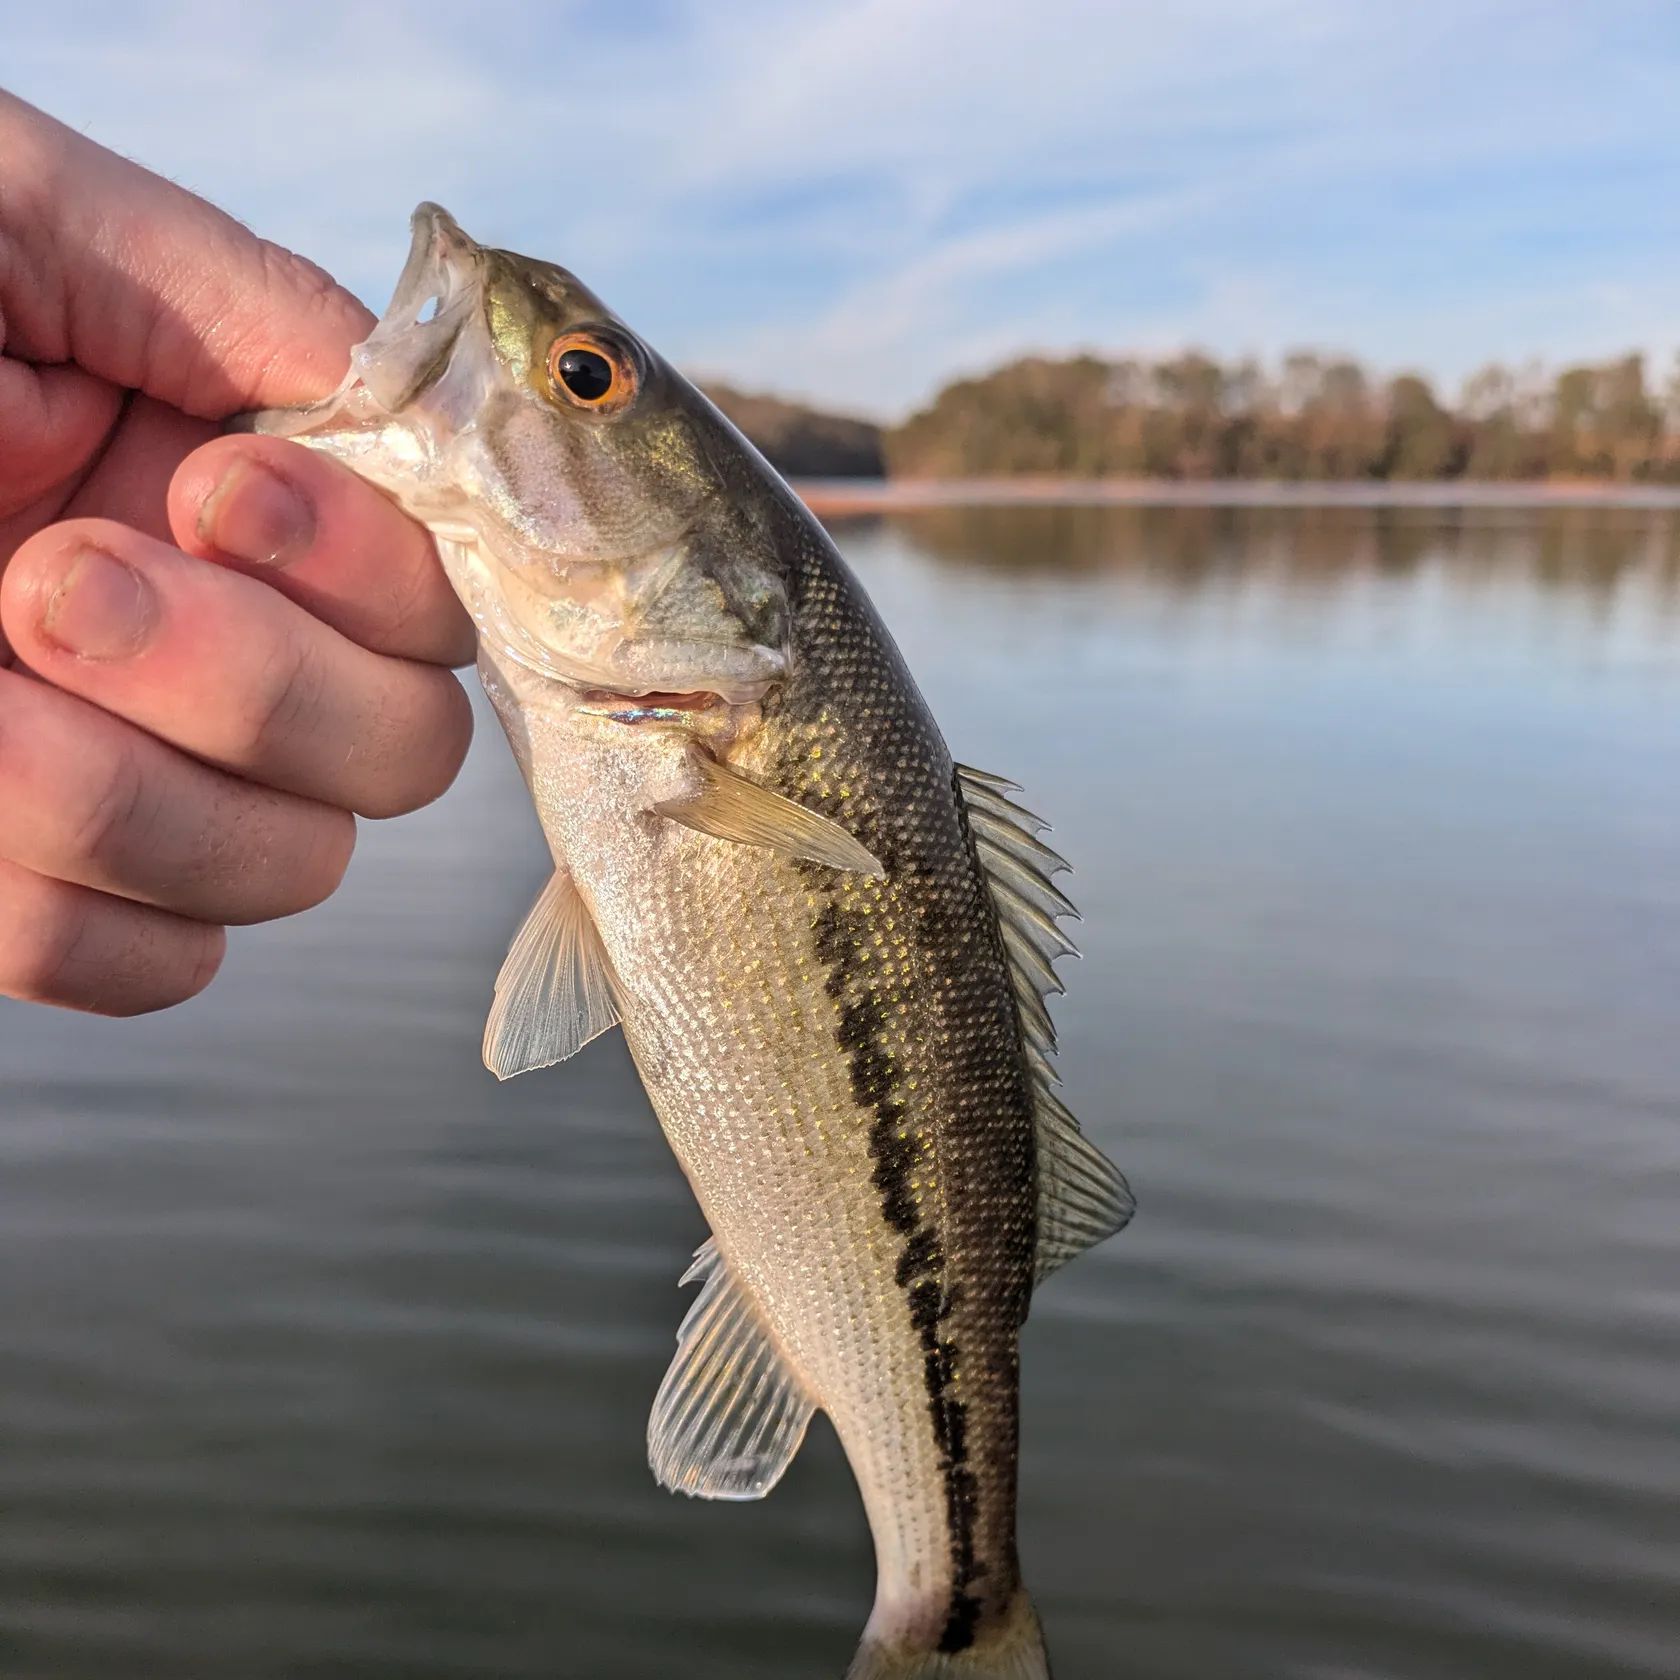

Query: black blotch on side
[814,891,986,1654]
[895,1228,942,1287]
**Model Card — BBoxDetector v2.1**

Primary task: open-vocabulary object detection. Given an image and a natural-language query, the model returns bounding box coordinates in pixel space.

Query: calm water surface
[3,507,1678,1679]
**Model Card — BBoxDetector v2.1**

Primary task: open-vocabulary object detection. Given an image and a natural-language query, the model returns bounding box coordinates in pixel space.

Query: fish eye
[546,332,636,413]
[558,348,611,400]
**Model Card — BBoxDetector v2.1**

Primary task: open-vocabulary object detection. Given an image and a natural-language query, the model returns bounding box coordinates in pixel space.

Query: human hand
[0,91,475,1015]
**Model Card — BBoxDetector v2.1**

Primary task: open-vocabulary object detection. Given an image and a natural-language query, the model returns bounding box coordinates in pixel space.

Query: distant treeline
[888,352,1680,481]
[708,352,1680,482]
[703,383,884,477]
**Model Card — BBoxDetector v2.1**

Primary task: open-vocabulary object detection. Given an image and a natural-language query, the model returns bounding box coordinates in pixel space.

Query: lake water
[3,506,1678,1679]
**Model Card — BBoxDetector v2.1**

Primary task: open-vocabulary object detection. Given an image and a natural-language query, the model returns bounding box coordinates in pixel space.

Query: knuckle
[244,243,370,397]
[60,734,150,871]
[380,560,438,653]
[0,877,85,1004]
[237,623,325,769]
[258,242,354,329]
[159,249,354,417]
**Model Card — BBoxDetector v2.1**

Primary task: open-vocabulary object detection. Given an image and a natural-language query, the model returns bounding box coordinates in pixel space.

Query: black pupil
[557,347,614,402]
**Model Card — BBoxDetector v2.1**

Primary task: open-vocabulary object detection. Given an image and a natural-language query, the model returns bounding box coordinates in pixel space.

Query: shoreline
[791,477,1680,515]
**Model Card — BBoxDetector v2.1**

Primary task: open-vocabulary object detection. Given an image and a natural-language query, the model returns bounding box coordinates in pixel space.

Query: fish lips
[353,203,486,413]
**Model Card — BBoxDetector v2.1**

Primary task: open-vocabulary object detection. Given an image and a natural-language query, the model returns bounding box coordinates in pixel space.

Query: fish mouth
[244,205,790,713]
[573,686,732,724]
[579,687,722,709]
[236,204,488,444]
[351,203,486,413]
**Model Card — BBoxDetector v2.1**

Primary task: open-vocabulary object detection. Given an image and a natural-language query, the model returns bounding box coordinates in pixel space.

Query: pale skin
[0,91,476,1016]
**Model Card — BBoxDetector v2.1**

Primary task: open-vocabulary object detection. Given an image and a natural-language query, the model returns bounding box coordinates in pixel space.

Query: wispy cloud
[6,0,1679,413]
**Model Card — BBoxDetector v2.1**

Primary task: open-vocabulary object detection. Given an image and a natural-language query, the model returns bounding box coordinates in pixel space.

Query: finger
[168,434,476,667]
[0,362,126,590]
[0,358,122,529]
[0,667,355,926]
[1,90,372,416]
[2,519,472,821]
[0,856,226,1017]
[62,394,221,545]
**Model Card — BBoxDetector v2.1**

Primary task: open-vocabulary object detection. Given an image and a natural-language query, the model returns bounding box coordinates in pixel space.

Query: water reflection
[846,503,1680,611]
[2,508,1678,1679]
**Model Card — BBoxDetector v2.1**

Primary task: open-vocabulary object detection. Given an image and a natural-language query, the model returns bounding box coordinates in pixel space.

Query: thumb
[0,90,374,420]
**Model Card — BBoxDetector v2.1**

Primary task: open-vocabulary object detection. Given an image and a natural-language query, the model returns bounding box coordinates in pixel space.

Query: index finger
[0,90,372,416]
[168,434,475,669]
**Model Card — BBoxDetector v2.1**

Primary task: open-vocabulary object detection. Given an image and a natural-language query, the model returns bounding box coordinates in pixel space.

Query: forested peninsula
[707,351,1680,482]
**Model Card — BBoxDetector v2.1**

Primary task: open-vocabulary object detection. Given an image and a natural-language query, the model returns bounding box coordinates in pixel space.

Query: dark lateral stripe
[814,898,985,1654]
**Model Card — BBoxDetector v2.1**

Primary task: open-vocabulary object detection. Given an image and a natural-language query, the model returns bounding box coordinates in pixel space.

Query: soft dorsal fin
[648,1238,817,1501]
[655,753,885,877]
[955,765,1135,1284]
[482,871,622,1080]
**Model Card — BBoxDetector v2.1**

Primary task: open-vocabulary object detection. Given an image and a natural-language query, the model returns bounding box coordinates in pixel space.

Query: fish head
[254,204,789,704]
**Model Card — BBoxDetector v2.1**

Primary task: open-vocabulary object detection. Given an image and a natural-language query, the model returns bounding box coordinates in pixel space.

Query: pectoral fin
[648,1238,816,1500]
[654,755,885,877]
[482,871,621,1080]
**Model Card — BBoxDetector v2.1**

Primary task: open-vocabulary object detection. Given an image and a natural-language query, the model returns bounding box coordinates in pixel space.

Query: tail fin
[844,1593,1049,1680]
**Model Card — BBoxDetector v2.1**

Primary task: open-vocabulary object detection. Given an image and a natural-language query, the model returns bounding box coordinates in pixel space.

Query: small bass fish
[253,206,1132,1679]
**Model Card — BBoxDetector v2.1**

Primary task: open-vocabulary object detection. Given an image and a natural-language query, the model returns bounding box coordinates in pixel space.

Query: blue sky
[7,0,1680,416]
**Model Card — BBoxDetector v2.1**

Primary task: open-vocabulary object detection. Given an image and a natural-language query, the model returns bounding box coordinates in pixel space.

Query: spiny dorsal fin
[648,1238,817,1501]
[482,871,621,1080]
[655,753,885,877]
[955,764,1135,1284]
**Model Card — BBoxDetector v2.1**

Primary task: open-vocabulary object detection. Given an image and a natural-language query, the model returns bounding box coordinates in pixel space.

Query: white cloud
[5,0,1679,413]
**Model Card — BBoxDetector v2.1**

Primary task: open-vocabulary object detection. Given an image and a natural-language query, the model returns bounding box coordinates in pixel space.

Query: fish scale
[516,647,1032,1657]
[495,514,1038,1659]
[251,201,1131,1679]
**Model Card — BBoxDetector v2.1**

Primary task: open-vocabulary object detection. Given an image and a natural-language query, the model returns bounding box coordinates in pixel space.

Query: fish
[248,204,1134,1679]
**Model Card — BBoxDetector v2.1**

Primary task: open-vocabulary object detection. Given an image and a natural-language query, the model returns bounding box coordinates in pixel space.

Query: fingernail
[41,549,157,661]
[198,457,315,567]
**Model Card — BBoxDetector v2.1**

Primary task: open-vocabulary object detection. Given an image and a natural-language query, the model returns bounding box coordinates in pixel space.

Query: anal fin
[482,871,621,1080]
[648,1238,816,1501]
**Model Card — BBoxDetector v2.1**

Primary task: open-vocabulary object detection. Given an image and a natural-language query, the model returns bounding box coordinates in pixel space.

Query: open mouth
[352,203,484,413]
